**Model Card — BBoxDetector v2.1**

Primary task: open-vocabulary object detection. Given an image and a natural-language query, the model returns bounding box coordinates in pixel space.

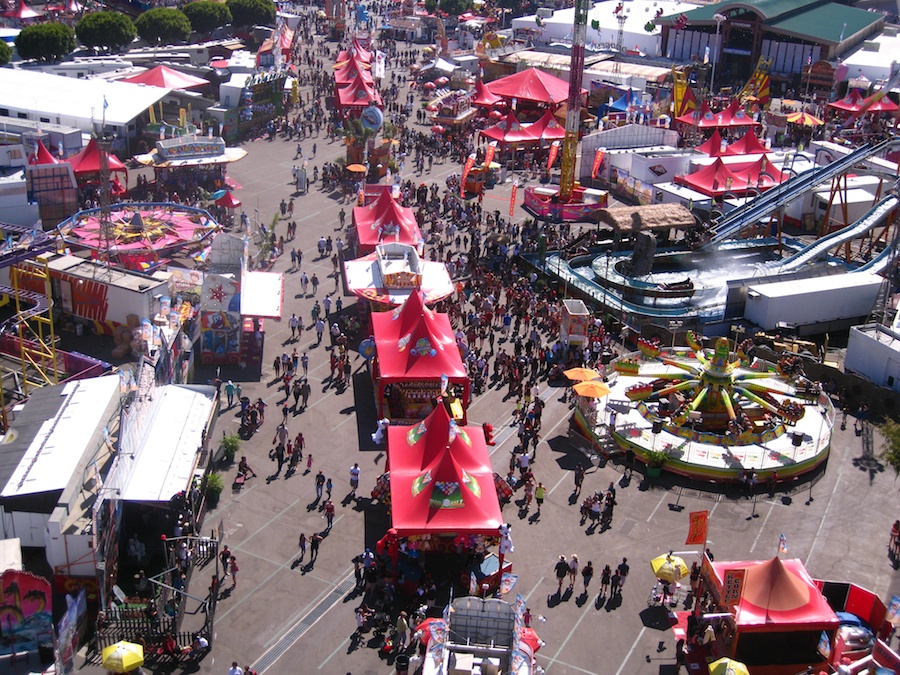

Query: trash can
[395,653,410,674]
[38,642,54,664]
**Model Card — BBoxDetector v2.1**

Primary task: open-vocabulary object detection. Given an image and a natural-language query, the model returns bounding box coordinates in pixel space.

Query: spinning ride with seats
[603,333,834,482]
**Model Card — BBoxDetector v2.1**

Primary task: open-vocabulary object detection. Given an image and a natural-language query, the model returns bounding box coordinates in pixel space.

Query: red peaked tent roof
[29,140,59,165]
[337,73,382,107]
[675,158,744,197]
[827,90,866,112]
[696,129,725,156]
[676,101,722,128]
[353,190,422,247]
[4,1,41,19]
[386,404,502,536]
[486,67,583,105]
[216,190,241,208]
[121,65,208,90]
[711,557,838,631]
[372,292,466,381]
[335,59,374,86]
[528,109,567,141]
[719,98,761,128]
[68,138,127,176]
[725,131,768,156]
[730,154,788,189]
[862,92,899,112]
[472,79,502,107]
[351,39,372,63]
[480,110,535,144]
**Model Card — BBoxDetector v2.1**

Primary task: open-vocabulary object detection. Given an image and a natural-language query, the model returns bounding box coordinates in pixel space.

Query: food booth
[370,292,470,424]
[675,555,840,675]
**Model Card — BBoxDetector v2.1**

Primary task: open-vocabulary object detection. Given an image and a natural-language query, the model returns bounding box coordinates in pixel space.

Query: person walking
[300,378,311,409]
[325,477,333,499]
[581,560,594,594]
[617,558,630,592]
[324,499,335,529]
[567,554,579,590]
[554,555,569,595]
[271,442,285,475]
[339,207,346,228]
[289,313,300,339]
[535,482,546,515]
[600,564,612,597]
[395,611,409,650]
[297,533,307,561]
[301,351,309,376]
[224,380,235,407]
[273,356,281,377]
[610,569,621,597]
[574,464,585,495]
[311,273,320,295]
[315,470,326,500]
[315,318,325,344]
[229,556,239,588]
[310,532,323,561]
[349,463,360,498]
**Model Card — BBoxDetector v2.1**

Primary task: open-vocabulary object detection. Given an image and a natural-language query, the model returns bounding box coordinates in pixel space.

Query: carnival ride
[591,333,834,481]
[57,203,219,271]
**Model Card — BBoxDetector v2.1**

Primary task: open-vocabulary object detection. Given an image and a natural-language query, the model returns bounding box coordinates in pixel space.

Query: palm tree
[343,118,379,165]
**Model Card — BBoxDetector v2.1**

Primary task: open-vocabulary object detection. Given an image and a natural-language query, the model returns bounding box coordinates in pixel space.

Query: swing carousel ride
[586,332,835,481]
[57,203,219,272]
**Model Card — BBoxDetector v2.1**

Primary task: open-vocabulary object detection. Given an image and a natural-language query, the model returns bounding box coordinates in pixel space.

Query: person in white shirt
[228,662,244,675]
[349,463,360,497]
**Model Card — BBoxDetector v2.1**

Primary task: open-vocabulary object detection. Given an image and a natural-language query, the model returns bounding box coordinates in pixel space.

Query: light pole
[711,13,726,96]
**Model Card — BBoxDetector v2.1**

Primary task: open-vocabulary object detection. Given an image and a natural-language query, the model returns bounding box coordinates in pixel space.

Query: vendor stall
[370,292,469,423]
[350,189,422,256]
[675,555,840,675]
[343,242,454,306]
[134,135,247,197]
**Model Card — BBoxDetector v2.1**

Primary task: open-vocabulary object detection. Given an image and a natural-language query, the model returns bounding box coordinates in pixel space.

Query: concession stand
[350,189,423,257]
[370,292,470,424]
[343,242,454,307]
[675,555,840,675]
[134,135,247,196]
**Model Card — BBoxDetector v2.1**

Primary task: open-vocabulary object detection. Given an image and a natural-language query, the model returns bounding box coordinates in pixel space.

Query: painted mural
[0,570,53,656]
[200,272,242,364]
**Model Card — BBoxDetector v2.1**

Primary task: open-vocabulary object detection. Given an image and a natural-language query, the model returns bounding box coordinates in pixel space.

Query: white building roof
[241,271,284,318]
[1,376,119,498]
[748,272,883,298]
[0,68,169,129]
[120,385,215,503]
[841,29,900,84]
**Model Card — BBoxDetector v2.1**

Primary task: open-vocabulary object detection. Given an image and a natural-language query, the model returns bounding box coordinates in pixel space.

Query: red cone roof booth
[29,140,59,165]
[386,404,502,536]
[353,190,422,255]
[216,190,242,209]
[68,138,127,180]
[3,0,41,19]
[731,155,788,190]
[337,73,382,108]
[526,109,567,141]
[486,67,584,105]
[335,59,373,86]
[827,90,867,112]
[121,65,208,90]
[480,111,536,144]
[675,158,744,197]
[696,129,726,156]
[705,557,839,673]
[371,292,470,423]
[472,79,502,108]
[724,132,769,156]
[677,101,759,129]
[861,92,899,112]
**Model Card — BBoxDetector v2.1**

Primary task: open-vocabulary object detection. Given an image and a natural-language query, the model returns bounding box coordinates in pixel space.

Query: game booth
[369,292,470,424]
[673,555,841,675]
[350,189,423,257]
[371,403,506,595]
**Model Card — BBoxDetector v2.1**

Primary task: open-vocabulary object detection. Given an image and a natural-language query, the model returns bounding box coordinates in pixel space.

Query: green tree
[423,0,437,12]
[438,0,470,16]
[15,22,75,62]
[226,0,275,28]
[75,11,137,52]
[879,418,900,475]
[134,7,192,45]
[0,40,11,66]
[182,1,232,34]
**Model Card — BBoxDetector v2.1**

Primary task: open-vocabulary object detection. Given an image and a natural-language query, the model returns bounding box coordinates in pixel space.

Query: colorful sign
[0,570,53,657]
[722,568,746,606]
[685,510,708,545]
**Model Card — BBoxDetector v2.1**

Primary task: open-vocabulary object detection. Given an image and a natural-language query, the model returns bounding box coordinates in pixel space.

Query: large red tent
[827,90,867,112]
[486,67,583,105]
[371,292,469,422]
[480,110,535,144]
[386,404,502,536]
[334,59,373,86]
[717,98,761,128]
[121,65,208,90]
[353,190,422,254]
[724,131,768,156]
[526,109,567,141]
[675,158,744,197]
[3,0,41,19]
[696,128,726,156]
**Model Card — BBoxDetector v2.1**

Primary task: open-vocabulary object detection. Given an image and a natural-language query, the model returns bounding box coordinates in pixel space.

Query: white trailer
[744,272,883,336]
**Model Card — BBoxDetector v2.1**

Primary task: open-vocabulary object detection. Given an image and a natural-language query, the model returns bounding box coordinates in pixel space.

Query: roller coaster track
[702,137,900,247]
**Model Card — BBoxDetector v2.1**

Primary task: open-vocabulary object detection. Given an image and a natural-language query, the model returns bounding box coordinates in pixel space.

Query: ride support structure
[560,0,590,202]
